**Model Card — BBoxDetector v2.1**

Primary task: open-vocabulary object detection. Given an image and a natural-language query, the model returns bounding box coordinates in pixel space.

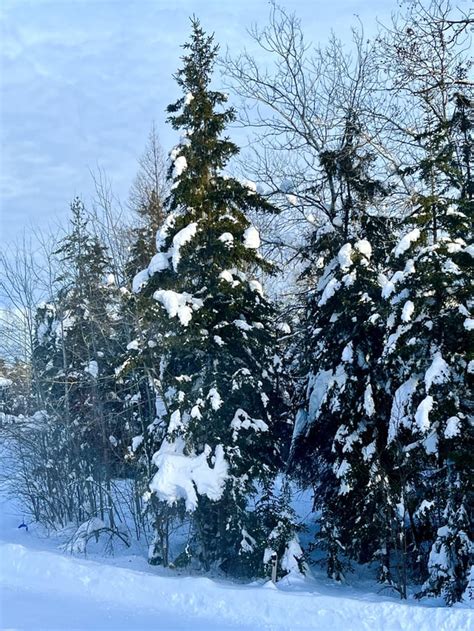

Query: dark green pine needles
[130,19,299,576]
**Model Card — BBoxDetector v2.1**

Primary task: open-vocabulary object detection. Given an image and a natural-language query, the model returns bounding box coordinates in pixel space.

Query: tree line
[0,0,472,605]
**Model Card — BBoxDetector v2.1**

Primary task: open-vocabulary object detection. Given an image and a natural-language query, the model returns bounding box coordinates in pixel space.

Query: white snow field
[0,495,472,630]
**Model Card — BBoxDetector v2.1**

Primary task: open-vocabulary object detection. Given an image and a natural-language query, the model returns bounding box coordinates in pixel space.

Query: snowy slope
[0,490,472,630]
[1,533,472,631]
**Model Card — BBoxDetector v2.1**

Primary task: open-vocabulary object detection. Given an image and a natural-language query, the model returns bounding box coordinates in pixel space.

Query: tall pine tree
[381,93,473,604]
[290,113,397,583]
[130,20,294,576]
[34,198,125,526]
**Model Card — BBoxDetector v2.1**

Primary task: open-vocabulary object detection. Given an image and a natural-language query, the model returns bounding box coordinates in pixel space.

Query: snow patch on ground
[0,478,472,631]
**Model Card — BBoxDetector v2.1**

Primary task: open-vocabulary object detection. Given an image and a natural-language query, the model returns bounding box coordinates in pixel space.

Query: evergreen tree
[290,114,396,582]
[380,94,473,604]
[34,198,125,526]
[130,20,292,576]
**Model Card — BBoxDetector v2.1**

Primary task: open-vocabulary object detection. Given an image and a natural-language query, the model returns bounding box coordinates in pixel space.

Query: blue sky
[0,0,395,243]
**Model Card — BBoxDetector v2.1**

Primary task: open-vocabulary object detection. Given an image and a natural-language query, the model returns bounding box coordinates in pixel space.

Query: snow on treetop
[240,528,256,553]
[341,342,353,363]
[441,259,461,275]
[277,322,291,334]
[414,499,435,518]
[168,409,183,432]
[388,377,418,443]
[393,228,421,257]
[134,221,200,292]
[233,318,253,332]
[464,318,474,331]
[150,438,228,512]
[444,416,461,439]
[132,269,149,293]
[306,366,347,424]
[280,537,306,577]
[243,226,261,249]
[85,360,98,378]
[156,214,176,251]
[148,252,169,275]
[362,440,376,462]
[422,430,438,455]
[190,401,203,419]
[364,384,375,417]
[379,259,416,299]
[335,458,351,480]
[249,279,263,295]
[464,244,474,258]
[342,270,356,287]
[401,300,415,322]
[219,270,238,286]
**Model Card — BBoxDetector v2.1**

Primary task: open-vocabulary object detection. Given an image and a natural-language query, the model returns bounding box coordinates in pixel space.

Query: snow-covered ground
[0,492,472,630]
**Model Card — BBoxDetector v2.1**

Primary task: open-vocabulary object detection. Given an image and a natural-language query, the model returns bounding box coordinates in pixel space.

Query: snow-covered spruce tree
[289,114,397,582]
[130,20,294,576]
[33,198,126,527]
[380,94,473,604]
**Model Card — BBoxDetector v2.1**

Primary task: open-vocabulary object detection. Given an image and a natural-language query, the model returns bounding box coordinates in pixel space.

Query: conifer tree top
[166,19,238,198]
